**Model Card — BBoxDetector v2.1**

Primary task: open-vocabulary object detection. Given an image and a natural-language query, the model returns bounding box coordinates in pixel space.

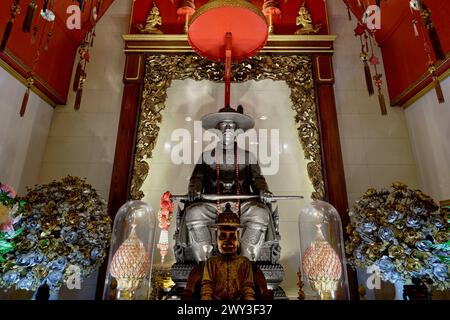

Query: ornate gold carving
[131,54,325,201]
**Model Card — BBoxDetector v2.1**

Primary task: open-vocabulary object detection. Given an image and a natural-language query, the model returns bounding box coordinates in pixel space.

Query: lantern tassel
[74,88,83,110]
[378,90,387,115]
[427,26,445,61]
[22,1,37,33]
[433,77,445,104]
[347,7,352,21]
[0,20,14,52]
[20,88,30,117]
[364,61,374,96]
[73,62,82,92]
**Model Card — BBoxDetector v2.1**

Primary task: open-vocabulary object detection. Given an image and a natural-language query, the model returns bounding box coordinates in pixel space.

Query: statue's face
[217,121,238,147]
[217,226,239,256]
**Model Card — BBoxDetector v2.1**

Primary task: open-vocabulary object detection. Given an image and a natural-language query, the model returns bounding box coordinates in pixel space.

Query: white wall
[0,67,53,194]
[404,77,450,203]
[37,0,130,299]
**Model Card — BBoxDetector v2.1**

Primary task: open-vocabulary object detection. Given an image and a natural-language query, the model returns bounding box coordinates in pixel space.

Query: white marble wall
[37,0,131,299]
[0,67,53,194]
[404,77,450,203]
[328,0,420,208]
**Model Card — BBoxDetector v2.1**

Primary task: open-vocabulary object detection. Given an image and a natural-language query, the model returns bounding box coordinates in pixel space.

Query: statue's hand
[188,188,201,202]
[259,190,273,204]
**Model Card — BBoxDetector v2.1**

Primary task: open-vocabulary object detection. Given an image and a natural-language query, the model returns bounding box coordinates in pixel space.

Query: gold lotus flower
[405,258,422,272]
[363,188,377,198]
[392,182,407,190]
[367,244,382,260]
[388,245,404,259]
[434,231,448,243]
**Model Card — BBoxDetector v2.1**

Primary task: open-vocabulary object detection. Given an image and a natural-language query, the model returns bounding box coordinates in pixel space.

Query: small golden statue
[295,2,321,35]
[138,4,163,34]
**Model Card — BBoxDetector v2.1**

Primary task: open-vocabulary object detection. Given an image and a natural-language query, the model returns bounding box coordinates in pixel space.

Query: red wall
[347,0,450,105]
[0,0,113,104]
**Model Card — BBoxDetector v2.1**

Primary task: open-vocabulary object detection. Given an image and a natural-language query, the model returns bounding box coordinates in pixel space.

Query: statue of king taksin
[184,105,273,263]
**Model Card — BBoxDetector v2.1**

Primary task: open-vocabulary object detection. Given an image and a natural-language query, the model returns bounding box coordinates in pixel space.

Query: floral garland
[345,182,449,290]
[0,176,112,293]
[0,183,27,263]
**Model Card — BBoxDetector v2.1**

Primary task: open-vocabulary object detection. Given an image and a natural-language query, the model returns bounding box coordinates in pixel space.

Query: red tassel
[22,1,37,33]
[378,91,387,115]
[427,26,445,61]
[20,88,30,117]
[74,88,83,110]
[73,62,83,92]
[433,77,445,104]
[364,61,374,96]
[347,6,352,21]
[1,20,14,52]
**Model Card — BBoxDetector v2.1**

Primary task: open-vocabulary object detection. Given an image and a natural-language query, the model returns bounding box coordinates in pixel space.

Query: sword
[170,194,303,202]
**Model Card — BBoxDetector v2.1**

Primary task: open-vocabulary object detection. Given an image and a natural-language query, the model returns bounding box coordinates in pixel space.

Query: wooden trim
[122,34,336,54]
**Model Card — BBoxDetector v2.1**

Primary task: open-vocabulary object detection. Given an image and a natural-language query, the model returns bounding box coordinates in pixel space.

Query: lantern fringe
[364,61,374,96]
[22,1,38,33]
[433,77,445,104]
[74,88,83,110]
[20,88,30,117]
[73,62,83,92]
[378,90,387,115]
[427,26,445,61]
[0,20,14,52]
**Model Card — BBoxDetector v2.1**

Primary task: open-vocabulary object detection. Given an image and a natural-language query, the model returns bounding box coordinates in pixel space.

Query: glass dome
[103,200,157,300]
[298,200,350,300]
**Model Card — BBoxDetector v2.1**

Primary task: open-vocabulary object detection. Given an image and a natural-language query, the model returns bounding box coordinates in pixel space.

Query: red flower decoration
[354,23,365,37]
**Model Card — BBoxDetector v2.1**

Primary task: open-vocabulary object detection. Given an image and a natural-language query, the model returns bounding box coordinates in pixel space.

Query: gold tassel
[433,76,445,104]
[364,61,374,96]
[378,90,387,115]
[22,0,37,33]
[20,77,34,117]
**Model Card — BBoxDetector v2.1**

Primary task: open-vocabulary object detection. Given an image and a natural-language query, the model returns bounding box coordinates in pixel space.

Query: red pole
[224,32,232,108]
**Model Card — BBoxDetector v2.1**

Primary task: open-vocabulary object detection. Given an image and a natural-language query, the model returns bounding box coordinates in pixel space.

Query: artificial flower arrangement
[345,182,449,291]
[0,183,27,263]
[0,176,112,294]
